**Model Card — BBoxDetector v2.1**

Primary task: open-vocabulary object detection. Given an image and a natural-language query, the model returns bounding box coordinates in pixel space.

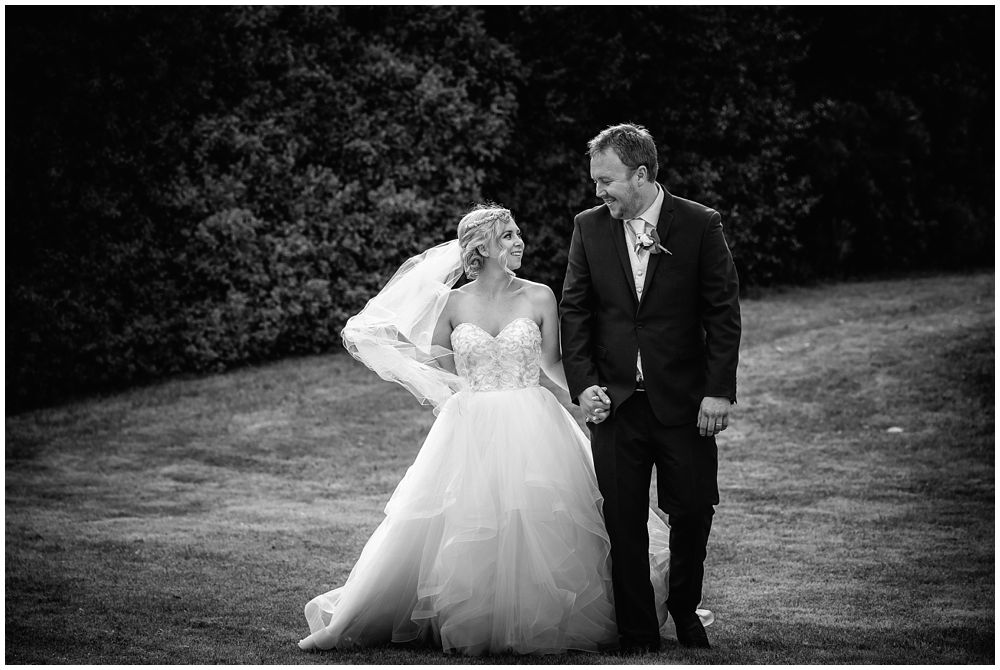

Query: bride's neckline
[453,317,538,339]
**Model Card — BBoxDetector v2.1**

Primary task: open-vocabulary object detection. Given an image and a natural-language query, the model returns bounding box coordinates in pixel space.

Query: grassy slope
[5,272,994,664]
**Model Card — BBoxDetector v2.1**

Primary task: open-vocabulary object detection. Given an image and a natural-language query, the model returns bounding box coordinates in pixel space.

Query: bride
[298,204,712,655]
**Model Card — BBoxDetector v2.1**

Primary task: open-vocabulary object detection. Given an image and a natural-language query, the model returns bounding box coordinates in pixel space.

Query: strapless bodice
[451,318,541,392]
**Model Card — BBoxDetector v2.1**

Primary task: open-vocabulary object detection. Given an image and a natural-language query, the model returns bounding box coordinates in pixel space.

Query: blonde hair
[457,204,516,282]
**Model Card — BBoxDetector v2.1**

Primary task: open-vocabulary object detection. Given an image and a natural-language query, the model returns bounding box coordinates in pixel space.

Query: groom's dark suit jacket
[560,186,741,426]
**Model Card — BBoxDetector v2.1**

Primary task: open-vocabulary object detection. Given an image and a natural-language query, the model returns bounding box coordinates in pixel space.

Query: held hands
[579,388,729,432]
[698,396,732,437]
[579,385,611,424]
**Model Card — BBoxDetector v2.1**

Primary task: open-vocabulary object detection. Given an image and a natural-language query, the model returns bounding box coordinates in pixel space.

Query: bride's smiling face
[489,220,524,270]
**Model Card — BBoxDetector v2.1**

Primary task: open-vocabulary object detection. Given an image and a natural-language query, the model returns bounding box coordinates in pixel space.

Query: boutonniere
[635,228,672,255]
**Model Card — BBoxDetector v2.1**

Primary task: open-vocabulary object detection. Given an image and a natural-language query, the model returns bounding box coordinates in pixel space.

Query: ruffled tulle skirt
[298,386,687,655]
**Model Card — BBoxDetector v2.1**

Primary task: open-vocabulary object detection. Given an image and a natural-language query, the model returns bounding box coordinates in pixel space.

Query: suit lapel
[637,186,675,311]
[609,212,640,306]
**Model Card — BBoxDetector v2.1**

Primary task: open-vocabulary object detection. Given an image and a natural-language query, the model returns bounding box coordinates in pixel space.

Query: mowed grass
[5,272,994,664]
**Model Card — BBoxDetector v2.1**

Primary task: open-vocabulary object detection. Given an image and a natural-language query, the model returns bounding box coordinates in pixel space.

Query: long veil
[341,240,466,413]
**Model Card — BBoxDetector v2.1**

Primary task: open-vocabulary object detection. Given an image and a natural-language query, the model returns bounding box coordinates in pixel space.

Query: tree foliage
[791,7,993,277]
[6,6,992,410]
[7,6,518,408]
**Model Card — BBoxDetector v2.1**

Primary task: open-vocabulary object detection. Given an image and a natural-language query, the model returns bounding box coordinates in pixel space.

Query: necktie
[629,218,647,253]
[628,218,647,382]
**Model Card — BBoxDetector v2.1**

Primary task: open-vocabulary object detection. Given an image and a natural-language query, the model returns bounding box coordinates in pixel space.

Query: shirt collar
[629,183,664,230]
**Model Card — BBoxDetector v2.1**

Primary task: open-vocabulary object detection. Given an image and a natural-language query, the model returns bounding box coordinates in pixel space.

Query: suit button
[636,323,644,329]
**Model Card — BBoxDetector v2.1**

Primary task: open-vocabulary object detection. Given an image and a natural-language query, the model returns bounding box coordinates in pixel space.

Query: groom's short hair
[587,123,659,182]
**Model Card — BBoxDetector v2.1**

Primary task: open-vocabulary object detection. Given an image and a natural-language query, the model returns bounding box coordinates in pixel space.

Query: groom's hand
[698,396,732,437]
[579,385,611,424]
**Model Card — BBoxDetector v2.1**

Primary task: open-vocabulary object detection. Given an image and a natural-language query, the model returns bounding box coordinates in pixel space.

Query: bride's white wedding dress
[298,317,707,655]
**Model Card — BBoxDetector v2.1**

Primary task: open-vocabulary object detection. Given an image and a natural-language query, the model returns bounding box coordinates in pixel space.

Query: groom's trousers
[590,390,718,646]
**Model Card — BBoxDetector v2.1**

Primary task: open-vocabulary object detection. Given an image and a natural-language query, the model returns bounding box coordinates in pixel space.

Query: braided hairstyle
[457,204,516,282]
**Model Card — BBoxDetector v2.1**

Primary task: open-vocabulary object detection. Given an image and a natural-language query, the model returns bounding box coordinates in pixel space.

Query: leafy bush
[482,7,817,288]
[7,6,518,409]
[6,6,992,410]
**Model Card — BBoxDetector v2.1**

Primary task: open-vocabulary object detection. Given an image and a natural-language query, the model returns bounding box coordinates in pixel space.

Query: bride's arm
[430,291,457,374]
[535,284,570,394]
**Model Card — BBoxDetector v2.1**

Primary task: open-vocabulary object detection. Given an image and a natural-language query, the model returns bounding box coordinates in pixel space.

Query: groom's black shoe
[674,616,711,649]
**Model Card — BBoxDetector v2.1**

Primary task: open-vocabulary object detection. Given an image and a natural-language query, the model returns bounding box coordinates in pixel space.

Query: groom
[560,123,741,651]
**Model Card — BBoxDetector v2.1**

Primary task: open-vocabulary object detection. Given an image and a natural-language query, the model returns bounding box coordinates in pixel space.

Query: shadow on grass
[5,271,994,664]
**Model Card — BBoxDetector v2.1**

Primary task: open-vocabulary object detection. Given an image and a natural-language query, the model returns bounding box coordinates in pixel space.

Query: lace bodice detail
[451,318,541,392]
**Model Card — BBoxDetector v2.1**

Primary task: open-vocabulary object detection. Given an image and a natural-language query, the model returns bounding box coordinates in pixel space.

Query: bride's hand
[579,385,611,424]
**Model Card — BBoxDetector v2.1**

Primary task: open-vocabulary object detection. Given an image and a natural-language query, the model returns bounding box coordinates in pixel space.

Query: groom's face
[590,149,642,221]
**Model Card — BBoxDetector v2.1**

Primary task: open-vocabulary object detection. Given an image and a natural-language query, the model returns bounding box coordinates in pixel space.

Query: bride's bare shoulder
[515,278,556,304]
[444,285,476,313]
[449,285,476,301]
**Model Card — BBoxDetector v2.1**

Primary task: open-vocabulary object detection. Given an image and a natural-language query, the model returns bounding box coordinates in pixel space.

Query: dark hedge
[6,6,993,410]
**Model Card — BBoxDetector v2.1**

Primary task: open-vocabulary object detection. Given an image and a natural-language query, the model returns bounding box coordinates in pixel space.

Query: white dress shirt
[622,185,665,382]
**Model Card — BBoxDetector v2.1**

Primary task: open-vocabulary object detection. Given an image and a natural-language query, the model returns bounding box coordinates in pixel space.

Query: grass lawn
[5,271,994,664]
